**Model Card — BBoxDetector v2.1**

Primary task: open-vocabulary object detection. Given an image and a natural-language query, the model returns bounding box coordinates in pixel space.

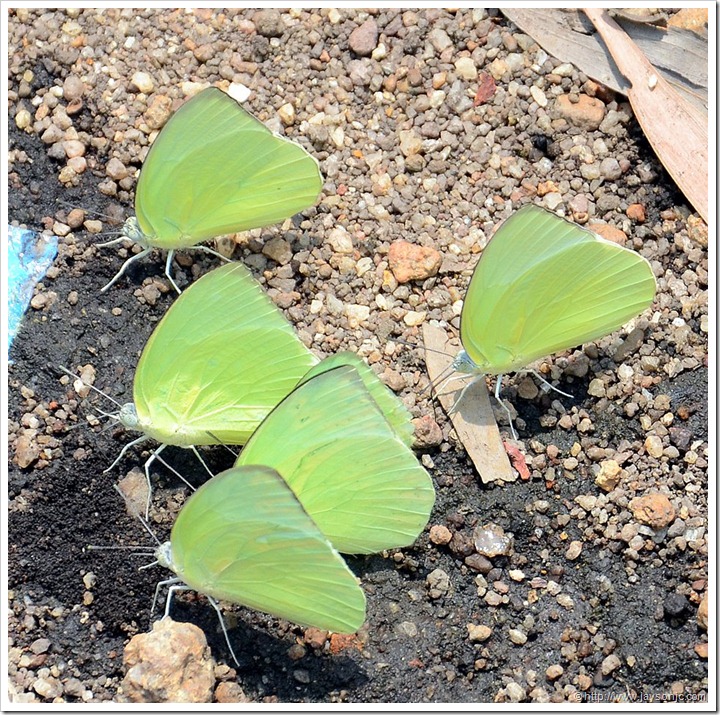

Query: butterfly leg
[206,596,241,666]
[150,576,182,625]
[445,374,482,415]
[190,445,215,479]
[422,362,457,398]
[529,369,573,398]
[100,246,152,293]
[192,244,233,264]
[150,446,197,493]
[493,375,518,440]
[104,434,150,474]
[164,249,182,294]
[204,431,240,460]
[142,443,177,518]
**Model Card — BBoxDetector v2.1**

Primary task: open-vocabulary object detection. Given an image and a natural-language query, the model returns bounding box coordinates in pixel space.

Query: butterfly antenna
[54,199,124,224]
[58,365,125,409]
[394,335,457,359]
[528,369,573,399]
[86,544,157,555]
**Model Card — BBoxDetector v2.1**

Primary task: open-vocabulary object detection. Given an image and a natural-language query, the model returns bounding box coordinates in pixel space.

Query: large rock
[388,240,441,283]
[119,618,216,703]
[555,94,605,131]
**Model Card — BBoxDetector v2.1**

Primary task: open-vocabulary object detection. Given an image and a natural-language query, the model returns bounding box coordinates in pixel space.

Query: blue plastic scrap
[8,225,59,356]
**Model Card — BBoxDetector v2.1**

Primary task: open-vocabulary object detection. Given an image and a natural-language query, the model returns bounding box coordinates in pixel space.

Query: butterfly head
[451,349,484,375]
[118,402,141,431]
[122,217,150,247]
[154,540,175,571]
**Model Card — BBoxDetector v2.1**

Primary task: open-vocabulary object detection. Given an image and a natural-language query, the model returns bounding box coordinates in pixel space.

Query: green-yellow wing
[236,366,435,554]
[160,465,366,633]
[132,262,318,446]
[460,205,657,374]
[134,87,323,248]
[299,352,415,447]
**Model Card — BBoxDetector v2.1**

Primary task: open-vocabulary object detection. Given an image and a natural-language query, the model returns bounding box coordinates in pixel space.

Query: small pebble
[467,624,492,642]
[565,541,583,561]
[546,664,564,681]
[631,494,676,529]
[508,629,527,645]
[601,653,622,675]
[429,524,452,545]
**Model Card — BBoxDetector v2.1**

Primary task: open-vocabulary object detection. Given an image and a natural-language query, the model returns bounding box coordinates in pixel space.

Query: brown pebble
[630,493,676,529]
[412,415,443,449]
[348,18,378,56]
[429,524,452,545]
[14,433,39,468]
[388,240,442,283]
[465,553,493,574]
[626,203,646,222]
[120,619,216,703]
[697,592,708,630]
[555,94,605,130]
[595,459,623,492]
[590,223,627,246]
[303,627,329,649]
[214,681,249,703]
[467,624,492,642]
[30,291,58,310]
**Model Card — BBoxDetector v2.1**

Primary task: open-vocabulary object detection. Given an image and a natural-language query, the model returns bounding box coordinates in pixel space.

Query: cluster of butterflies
[85,87,657,649]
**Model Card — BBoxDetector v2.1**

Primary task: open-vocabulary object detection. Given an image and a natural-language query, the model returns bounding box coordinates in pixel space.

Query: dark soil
[7,7,709,705]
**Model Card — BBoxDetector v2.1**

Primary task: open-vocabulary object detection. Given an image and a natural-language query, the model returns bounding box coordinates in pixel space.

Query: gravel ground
[7,7,709,704]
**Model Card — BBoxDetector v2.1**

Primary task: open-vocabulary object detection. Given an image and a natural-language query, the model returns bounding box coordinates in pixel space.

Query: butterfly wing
[133,262,318,446]
[299,352,415,447]
[236,366,435,554]
[167,465,366,633]
[134,87,323,248]
[460,205,657,374]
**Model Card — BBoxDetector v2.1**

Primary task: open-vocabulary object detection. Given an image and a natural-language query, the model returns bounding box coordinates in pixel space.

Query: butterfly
[104,261,316,509]
[100,87,323,292]
[441,204,657,433]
